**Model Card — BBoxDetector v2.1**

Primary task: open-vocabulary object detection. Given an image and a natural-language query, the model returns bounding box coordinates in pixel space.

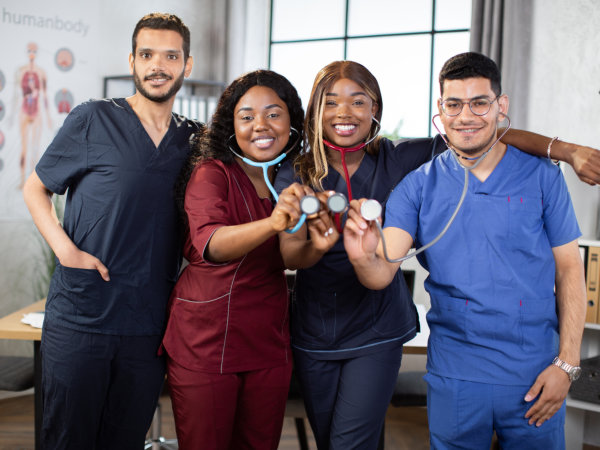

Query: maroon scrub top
[162,159,290,374]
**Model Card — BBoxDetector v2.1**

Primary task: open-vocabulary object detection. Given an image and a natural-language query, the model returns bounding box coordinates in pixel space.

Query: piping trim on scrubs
[227,127,305,233]
[323,117,381,231]
[363,113,511,263]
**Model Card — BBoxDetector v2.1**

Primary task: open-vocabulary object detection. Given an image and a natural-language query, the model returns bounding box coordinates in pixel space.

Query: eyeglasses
[440,96,500,117]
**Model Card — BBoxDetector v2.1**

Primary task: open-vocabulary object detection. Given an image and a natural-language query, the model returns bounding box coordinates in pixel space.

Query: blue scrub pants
[293,344,403,450]
[40,321,166,450]
[426,373,566,450]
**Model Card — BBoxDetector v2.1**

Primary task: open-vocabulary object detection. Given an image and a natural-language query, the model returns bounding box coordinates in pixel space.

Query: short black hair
[132,13,190,61]
[439,52,501,96]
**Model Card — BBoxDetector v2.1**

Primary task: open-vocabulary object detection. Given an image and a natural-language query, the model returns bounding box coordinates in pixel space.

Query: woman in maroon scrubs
[161,70,311,450]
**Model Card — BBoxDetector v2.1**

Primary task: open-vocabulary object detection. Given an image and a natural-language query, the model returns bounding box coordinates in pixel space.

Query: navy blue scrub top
[274,136,447,358]
[36,98,202,335]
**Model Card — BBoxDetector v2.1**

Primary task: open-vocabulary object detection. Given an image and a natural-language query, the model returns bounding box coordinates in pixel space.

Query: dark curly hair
[175,69,305,224]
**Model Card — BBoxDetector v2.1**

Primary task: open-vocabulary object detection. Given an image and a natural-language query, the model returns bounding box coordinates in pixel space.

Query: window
[269,0,471,137]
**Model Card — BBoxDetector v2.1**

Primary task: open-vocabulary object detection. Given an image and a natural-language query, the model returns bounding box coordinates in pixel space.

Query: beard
[449,127,498,157]
[133,69,185,103]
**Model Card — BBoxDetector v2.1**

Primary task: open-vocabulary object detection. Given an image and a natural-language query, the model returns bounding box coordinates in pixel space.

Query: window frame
[268,0,470,136]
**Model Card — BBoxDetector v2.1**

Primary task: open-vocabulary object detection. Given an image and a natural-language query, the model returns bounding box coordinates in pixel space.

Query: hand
[524,364,571,426]
[569,144,600,185]
[59,247,110,281]
[306,197,339,252]
[270,183,313,232]
[343,199,381,262]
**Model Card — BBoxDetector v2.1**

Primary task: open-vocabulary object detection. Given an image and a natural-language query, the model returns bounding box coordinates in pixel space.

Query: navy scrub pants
[293,344,403,450]
[40,321,166,450]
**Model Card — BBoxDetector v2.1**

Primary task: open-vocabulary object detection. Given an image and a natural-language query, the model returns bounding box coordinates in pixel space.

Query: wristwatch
[552,356,582,382]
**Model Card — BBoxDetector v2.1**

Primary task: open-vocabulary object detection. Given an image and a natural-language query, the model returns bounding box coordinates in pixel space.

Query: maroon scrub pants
[167,356,292,450]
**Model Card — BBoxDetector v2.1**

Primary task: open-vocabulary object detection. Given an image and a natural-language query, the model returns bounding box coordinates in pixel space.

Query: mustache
[144,72,172,81]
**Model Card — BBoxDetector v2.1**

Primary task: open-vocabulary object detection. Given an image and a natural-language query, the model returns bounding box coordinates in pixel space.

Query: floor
[2,392,598,450]
[0,391,429,450]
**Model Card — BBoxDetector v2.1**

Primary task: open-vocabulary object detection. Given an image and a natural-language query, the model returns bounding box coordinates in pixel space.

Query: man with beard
[344,52,586,449]
[23,13,203,449]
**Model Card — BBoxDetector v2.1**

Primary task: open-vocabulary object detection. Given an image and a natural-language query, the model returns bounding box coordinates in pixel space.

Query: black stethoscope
[360,113,511,263]
[227,127,305,233]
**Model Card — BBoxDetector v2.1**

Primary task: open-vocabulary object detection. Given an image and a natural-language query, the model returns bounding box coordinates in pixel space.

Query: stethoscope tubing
[371,113,511,263]
[227,128,305,233]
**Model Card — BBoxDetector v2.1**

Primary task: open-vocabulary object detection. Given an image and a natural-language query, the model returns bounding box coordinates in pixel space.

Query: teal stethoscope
[360,113,511,263]
[227,127,305,233]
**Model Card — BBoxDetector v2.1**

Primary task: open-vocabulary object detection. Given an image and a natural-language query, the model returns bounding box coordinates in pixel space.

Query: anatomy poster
[0,1,101,219]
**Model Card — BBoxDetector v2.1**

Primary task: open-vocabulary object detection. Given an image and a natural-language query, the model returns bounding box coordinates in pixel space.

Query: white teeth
[335,124,356,131]
[254,138,273,145]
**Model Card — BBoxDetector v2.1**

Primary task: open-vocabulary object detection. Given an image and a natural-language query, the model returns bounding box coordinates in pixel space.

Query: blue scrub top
[386,146,581,385]
[36,98,202,335]
[275,136,447,359]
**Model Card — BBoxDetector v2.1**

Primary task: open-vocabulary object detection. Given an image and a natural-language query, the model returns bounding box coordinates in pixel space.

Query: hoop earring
[286,126,301,153]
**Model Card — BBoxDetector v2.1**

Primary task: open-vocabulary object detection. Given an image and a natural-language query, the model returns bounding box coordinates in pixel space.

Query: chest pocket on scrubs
[508,195,543,239]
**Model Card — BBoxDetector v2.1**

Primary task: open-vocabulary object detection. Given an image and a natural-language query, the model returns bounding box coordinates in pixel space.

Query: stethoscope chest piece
[300,195,321,215]
[361,199,382,221]
[327,192,348,214]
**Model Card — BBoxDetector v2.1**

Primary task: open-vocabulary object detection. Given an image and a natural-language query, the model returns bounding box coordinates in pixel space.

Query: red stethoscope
[323,117,381,232]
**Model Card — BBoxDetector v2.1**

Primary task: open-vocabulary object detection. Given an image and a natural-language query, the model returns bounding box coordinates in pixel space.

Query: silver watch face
[570,367,582,381]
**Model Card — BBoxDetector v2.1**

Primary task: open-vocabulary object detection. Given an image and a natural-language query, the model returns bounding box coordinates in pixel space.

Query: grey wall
[506,0,600,239]
[0,0,228,357]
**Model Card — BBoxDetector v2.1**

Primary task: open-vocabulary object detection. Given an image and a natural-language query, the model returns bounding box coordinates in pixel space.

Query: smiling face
[321,78,378,148]
[129,28,192,103]
[233,85,291,162]
[438,76,508,157]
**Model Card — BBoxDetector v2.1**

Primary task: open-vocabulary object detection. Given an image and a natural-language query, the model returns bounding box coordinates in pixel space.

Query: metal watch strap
[552,356,581,381]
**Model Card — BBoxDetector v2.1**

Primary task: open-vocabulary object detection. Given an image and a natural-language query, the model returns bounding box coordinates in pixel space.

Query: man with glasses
[344,52,586,449]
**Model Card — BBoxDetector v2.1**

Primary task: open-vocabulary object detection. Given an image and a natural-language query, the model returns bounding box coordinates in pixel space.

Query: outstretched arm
[524,239,586,426]
[207,183,309,262]
[344,199,412,290]
[500,129,600,185]
[23,170,109,280]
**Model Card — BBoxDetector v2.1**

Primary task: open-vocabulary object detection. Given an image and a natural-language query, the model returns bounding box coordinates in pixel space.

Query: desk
[0,299,45,450]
